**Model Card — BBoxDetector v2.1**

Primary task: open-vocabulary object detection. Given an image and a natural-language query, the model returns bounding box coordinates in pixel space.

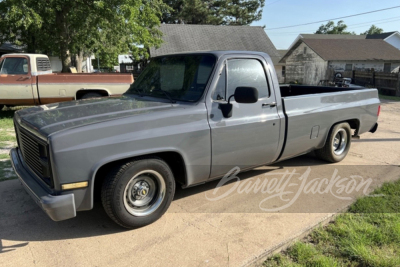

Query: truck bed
[279,84,362,97]
[277,86,380,162]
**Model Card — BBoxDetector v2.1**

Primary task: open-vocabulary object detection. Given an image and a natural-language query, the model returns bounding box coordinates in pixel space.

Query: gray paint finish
[11,51,380,220]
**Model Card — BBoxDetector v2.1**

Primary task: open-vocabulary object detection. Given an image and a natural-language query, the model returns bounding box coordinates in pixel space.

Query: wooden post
[372,71,376,87]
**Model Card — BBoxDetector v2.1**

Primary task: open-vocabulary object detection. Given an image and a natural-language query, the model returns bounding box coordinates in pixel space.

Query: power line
[268,16,400,36]
[265,5,400,30]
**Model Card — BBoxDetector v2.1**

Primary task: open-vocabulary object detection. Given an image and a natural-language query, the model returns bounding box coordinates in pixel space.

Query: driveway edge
[242,205,351,267]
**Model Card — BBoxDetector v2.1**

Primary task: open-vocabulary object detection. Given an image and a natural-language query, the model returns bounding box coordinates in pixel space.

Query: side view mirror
[219,87,259,118]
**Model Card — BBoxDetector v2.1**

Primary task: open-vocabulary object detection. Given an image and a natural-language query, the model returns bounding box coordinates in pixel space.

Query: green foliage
[315,20,355,35]
[0,0,169,71]
[379,94,400,102]
[162,0,265,25]
[362,25,384,35]
[0,160,17,182]
[264,179,400,267]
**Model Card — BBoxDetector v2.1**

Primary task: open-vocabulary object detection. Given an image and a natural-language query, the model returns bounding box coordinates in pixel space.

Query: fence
[351,71,400,96]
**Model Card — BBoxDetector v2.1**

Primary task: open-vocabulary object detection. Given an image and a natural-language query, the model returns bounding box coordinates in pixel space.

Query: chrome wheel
[123,170,166,217]
[332,129,348,155]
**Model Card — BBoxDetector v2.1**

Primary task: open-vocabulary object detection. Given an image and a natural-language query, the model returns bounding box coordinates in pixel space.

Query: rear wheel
[101,157,175,228]
[315,122,351,163]
[80,92,103,99]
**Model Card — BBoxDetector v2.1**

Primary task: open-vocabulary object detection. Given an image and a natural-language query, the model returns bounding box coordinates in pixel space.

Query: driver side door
[206,55,282,179]
[0,56,35,106]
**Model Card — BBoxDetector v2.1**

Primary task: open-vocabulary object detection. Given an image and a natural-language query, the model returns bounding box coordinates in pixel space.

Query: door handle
[262,102,277,107]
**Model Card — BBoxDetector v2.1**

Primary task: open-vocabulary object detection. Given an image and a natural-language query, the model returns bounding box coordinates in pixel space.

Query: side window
[227,59,269,99]
[0,58,28,75]
[212,65,226,100]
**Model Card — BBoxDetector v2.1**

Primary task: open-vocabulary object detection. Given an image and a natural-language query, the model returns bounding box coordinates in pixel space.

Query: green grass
[0,108,17,142]
[0,107,21,182]
[0,160,17,182]
[379,94,400,101]
[264,179,400,267]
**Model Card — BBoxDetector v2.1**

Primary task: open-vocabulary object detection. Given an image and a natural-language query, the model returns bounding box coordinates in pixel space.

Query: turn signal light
[61,181,88,190]
[377,105,381,116]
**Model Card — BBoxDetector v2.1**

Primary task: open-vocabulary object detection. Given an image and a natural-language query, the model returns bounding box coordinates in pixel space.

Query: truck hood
[15,96,175,136]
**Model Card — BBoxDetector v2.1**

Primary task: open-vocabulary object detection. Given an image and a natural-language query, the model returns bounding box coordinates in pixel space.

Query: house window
[282,66,286,77]
[345,64,353,71]
[303,47,307,54]
[384,63,391,73]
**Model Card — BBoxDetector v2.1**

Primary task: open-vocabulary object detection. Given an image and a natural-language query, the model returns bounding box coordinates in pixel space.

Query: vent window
[36,57,51,71]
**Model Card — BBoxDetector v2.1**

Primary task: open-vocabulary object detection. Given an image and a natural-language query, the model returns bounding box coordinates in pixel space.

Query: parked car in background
[0,54,133,110]
[11,51,380,228]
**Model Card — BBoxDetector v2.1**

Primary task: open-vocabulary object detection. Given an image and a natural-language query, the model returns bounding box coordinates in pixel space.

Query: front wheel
[101,157,175,228]
[315,122,351,163]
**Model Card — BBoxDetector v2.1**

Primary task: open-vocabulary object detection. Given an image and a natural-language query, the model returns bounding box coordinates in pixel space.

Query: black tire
[81,92,103,99]
[315,122,351,163]
[335,72,343,78]
[101,157,175,229]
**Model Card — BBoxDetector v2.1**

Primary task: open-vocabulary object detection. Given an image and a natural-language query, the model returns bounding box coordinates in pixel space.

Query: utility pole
[97,55,100,71]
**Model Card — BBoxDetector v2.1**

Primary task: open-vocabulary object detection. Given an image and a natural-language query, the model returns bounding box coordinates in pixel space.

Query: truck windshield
[125,55,216,102]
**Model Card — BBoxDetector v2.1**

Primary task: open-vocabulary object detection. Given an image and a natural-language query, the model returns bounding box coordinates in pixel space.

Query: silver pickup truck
[10,51,380,228]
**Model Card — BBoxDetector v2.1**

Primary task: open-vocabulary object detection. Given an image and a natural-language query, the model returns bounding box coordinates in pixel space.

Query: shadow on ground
[0,153,327,244]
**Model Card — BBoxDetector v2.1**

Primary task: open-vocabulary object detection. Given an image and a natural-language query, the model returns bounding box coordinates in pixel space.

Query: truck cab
[0,54,52,106]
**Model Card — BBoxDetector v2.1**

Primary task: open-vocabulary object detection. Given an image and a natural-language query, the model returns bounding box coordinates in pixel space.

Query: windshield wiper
[153,89,176,104]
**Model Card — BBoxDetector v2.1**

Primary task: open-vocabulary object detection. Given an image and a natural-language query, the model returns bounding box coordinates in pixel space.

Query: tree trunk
[56,8,72,72]
[60,49,71,72]
[75,51,84,73]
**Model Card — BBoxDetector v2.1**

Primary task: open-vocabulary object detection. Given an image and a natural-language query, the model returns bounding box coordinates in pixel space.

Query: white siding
[274,65,285,83]
[48,56,63,72]
[285,42,328,85]
[329,61,400,72]
[385,34,400,50]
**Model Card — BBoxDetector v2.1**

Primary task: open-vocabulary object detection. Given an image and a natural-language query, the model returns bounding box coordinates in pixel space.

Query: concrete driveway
[1,100,399,267]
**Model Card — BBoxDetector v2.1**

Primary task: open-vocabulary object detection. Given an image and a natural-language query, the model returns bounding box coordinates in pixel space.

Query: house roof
[0,42,23,52]
[280,39,400,63]
[304,39,400,61]
[366,31,397,40]
[300,34,367,40]
[150,24,281,61]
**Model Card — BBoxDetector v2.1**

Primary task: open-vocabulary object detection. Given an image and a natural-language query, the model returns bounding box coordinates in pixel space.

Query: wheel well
[76,90,109,100]
[320,119,360,149]
[93,152,187,200]
[344,119,360,135]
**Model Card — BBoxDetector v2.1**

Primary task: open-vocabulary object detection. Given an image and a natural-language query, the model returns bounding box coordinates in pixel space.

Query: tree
[162,0,265,25]
[361,25,384,35]
[315,20,355,35]
[0,0,169,72]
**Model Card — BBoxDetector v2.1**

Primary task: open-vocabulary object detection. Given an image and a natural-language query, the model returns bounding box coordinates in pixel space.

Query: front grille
[16,124,53,187]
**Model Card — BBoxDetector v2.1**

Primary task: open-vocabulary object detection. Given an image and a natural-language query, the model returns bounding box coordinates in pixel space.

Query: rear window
[36,57,51,71]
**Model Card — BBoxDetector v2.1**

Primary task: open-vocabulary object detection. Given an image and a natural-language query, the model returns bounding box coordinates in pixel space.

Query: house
[0,42,23,56]
[150,24,282,79]
[272,49,287,83]
[280,38,400,85]
[366,31,400,50]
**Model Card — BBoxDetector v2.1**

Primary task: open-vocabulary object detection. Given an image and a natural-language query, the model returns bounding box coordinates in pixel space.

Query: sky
[251,0,400,49]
